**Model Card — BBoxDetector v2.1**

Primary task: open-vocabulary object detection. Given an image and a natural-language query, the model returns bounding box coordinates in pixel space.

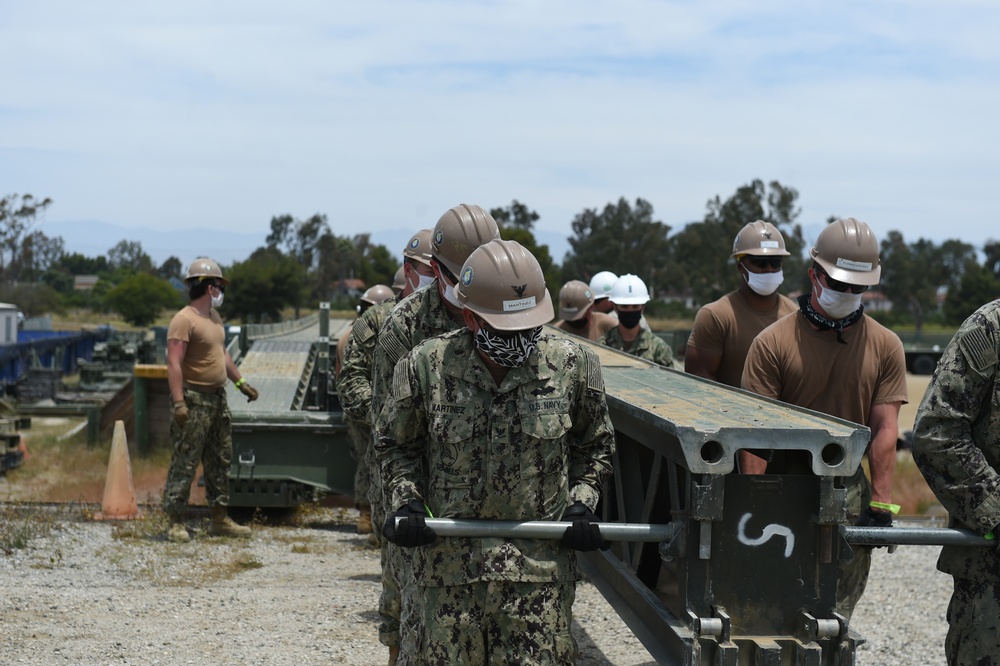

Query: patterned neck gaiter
[798,293,864,345]
[474,326,541,367]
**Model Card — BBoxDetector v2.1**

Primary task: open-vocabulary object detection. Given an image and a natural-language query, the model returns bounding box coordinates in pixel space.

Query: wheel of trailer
[912,354,937,375]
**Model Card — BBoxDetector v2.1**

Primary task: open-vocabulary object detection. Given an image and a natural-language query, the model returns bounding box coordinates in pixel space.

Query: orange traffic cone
[94,420,140,520]
[15,434,28,461]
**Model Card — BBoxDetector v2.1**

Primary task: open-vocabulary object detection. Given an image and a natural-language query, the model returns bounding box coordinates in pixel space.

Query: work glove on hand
[561,501,609,552]
[856,506,893,528]
[172,401,189,426]
[382,500,436,548]
[239,382,259,402]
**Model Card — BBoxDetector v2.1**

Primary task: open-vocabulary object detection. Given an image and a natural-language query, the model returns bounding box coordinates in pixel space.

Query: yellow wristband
[870,501,901,515]
[235,378,246,388]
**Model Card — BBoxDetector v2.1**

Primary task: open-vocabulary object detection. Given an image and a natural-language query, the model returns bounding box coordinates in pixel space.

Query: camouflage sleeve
[653,336,674,368]
[912,311,1000,535]
[374,349,427,512]
[567,346,616,511]
[335,316,378,424]
[372,315,411,421]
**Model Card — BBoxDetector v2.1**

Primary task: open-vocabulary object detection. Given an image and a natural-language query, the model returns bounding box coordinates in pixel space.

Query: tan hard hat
[810,217,882,286]
[732,220,791,257]
[456,239,554,331]
[403,229,433,266]
[360,284,394,306]
[391,267,406,293]
[432,204,501,276]
[558,280,594,321]
[185,257,228,285]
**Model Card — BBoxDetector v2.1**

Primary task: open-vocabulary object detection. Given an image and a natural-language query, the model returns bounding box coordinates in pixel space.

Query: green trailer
[225,304,356,508]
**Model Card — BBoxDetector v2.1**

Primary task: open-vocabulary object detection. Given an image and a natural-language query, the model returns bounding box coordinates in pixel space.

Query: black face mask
[565,317,588,329]
[618,310,642,329]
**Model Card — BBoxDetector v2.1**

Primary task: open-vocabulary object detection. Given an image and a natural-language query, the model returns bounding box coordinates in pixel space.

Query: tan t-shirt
[553,311,618,341]
[742,312,908,425]
[687,291,798,387]
[167,306,227,389]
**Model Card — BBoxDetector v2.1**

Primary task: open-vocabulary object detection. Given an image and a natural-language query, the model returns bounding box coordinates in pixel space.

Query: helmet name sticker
[503,296,536,312]
[759,240,779,249]
[835,258,873,271]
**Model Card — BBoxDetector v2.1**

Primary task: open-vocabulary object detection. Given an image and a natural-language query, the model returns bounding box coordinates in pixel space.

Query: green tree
[665,180,805,305]
[355,237,399,289]
[266,213,329,271]
[943,262,1000,325]
[492,200,561,291]
[0,193,53,281]
[16,231,64,283]
[157,256,184,280]
[0,282,64,317]
[879,233,940,334]
[107,240,153,274]
[224,247,307,322]
[491,200,539,232]
[58,252,109,275]
[562,197,671,297]
[105,273,182,326]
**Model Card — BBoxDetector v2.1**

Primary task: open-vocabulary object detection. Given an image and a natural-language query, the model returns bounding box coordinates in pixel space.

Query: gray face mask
[474,326,541,367]
[211,290,224,308]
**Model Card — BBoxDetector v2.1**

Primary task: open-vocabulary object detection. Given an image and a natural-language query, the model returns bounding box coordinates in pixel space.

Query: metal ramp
[226,338,316,413]
[225,311,356,507]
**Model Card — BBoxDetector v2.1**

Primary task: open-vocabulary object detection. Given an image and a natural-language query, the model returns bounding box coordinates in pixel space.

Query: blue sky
[3,2,1000,268]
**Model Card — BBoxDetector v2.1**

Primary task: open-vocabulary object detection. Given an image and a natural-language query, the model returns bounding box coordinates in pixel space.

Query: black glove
[856,506,893,527]
[382,500,436,548]
[561,502,609,552]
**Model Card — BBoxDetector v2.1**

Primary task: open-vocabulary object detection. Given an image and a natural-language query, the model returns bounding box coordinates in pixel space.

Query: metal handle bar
[399,517,673,542]
[841,526,994,547]
[399,518,996,548]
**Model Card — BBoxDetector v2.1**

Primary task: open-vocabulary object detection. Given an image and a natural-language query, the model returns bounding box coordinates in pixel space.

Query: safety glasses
[744,256,783,270]
[817,268,867,294]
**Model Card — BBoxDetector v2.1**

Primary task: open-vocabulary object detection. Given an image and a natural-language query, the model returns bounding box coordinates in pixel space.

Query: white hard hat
[609,274,650,305]
[589,271,618,300]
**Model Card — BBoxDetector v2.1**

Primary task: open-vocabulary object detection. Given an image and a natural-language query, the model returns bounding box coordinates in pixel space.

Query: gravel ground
[0,507,951,666]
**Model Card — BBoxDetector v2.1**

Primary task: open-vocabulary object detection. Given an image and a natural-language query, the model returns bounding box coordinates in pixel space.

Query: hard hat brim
[467,289,555,331]
[812,253,882,286]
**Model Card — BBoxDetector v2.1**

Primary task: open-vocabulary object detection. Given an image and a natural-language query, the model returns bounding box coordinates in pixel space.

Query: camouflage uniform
[601,326,673,367]
[163,388,233,513]
[376,329,615,665]
[371,282,465,648]
[337,297,397,510]
[912,299,1000,665]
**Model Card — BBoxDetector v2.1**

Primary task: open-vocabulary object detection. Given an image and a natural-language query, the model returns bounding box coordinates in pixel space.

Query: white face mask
[744,269,784,296]
[210,288,224,308]
[409,273,435,291]
[816,282,862,319]
[442,282,463,309]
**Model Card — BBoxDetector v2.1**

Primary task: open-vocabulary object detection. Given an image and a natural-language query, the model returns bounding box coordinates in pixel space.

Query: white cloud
[3,0,1000,265]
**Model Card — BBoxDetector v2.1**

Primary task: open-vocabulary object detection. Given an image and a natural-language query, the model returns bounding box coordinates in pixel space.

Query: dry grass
[3,416,174,505]
[890,452,945,516]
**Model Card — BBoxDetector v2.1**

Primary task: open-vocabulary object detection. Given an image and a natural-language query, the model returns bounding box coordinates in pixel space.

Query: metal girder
[559,333,876,665]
